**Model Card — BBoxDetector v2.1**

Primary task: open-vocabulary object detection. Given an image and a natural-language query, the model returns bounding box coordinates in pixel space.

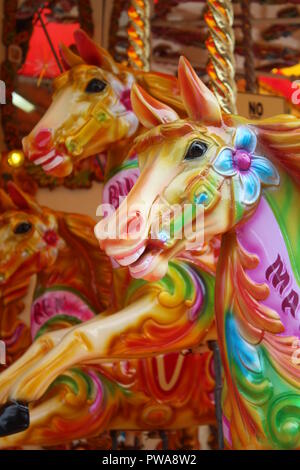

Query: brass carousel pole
[241,0,256,93]
[205,0,237,451]
[205,0,237,114]
[128,0,151,71]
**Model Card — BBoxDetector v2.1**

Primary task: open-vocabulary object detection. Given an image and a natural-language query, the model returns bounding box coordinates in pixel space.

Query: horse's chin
[128,250,168,282]
[24,145,74,177]
[39,153,74,177]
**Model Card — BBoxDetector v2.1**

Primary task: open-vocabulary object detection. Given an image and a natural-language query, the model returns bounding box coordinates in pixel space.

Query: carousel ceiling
[109,0,300,111]
[110,0,300,78]
[2,0,300,156]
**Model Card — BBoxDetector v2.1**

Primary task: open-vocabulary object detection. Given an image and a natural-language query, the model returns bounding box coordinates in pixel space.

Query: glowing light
[7,150,25,168]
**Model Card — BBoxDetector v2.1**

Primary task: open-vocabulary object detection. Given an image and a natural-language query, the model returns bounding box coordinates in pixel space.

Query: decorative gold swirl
[204,0,237,114]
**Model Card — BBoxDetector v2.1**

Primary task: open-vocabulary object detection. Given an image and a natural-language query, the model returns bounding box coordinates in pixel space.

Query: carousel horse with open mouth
[97,58,300,449]
[0,33,217,447]
[0,182,215,448]
[1,56,298,450]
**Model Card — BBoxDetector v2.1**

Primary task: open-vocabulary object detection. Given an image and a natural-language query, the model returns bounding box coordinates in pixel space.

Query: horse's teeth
[117,245,146,266]
[130,251,155,274]
[34,149,56,165]
[43,156,64,171]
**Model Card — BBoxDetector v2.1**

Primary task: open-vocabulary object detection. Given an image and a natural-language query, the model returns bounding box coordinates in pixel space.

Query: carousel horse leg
[0,368,125,449]
[0,328,69,405]
[0,309,114,405]
[2,291,211,406]
[209,341,224,450]
[0,312,114,437]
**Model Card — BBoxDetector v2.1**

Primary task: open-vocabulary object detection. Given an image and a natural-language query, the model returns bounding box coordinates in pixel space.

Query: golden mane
[134,70,186,117]
[130,121,199,156]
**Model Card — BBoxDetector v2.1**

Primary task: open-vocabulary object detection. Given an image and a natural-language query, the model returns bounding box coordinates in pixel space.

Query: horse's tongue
[117,245,146,267]
[129,249,160,278]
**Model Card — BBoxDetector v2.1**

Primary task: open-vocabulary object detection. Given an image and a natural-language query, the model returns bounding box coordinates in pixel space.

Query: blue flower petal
[234,126,257,153]
[251,155,280,187]
[213,148,236,176]
[240,170,261,205]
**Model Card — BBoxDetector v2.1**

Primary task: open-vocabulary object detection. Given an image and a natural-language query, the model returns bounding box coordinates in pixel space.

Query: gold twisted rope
[205,0,237,114]
[128,0,151,72]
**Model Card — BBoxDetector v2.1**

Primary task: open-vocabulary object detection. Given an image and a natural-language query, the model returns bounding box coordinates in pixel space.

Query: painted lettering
[282,290,299,318]
[266,254,290,295]
[266,254,299,319]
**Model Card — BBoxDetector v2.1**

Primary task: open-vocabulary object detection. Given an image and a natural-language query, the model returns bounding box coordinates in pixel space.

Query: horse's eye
[185,141,208,160]
[14,222,32,235]
[85,78,107,93]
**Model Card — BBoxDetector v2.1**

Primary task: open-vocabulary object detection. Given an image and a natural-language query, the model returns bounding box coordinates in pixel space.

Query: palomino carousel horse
[22,29,186,178]
[0,182,215,447]
[1,57,298,450]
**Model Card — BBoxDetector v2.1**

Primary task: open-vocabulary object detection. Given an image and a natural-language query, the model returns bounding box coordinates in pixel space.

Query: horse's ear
[131,83,179,129]
[74,29,119,74]
[59,42,84,70]
[0,189,17,212]
[178,56,222,126]
[137,72,185,115]
[6,182,41,213]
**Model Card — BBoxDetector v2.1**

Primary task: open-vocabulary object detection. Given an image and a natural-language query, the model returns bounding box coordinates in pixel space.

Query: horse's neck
[34,216,112,313]
[1,254,42,315]
[105,125,144,179]
[236,171,300,338]
[217,171,300,449]
[0,266,36,361]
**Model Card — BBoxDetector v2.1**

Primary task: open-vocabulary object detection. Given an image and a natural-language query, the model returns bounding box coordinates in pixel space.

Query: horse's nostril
[34,129,52,149]
[22,137,28,154]
[125,212,143,236]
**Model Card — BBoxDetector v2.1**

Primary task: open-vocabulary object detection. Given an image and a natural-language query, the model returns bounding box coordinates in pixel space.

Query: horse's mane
[134,70,186,117]
[56,211,113,311]
[226,114,300,185]
[130,121,198,156]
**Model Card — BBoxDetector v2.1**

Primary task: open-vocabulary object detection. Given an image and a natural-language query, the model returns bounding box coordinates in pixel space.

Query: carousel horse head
[22,30,182,178]
[95,57,285,282]
[0,183,63,286]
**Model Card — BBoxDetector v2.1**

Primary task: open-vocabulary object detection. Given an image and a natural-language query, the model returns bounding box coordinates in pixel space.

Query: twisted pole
[205,0,237,114]
[241,0,256,93]
[128,0,151,71]
[205,0,238,450]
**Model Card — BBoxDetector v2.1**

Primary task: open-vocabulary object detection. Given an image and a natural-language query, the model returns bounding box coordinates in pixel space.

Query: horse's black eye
[185,141,208,160]
[14,222,32,235]
[85,78,107,93]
